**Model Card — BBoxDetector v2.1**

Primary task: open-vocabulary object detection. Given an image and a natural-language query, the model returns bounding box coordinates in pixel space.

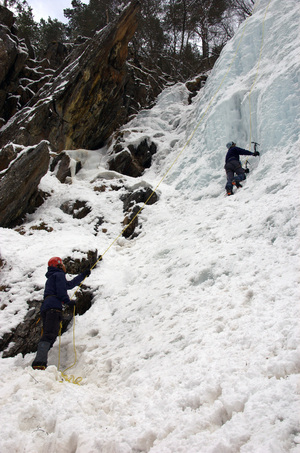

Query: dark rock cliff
[0,1,144,228]
[0,141,50,228]
[0,1,141,152]
[0,6,56,127]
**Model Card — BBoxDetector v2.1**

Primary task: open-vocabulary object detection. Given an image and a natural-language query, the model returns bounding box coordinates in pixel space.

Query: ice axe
[251,141,260,153]
[244,141,260,172]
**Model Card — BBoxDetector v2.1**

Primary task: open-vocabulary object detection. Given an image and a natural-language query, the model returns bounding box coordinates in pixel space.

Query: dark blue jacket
[225,146,253,164]
[41,267,85,313]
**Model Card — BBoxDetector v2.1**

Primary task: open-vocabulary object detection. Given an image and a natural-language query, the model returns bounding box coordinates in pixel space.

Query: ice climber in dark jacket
[224,141,259,195]
[32,257,90,370]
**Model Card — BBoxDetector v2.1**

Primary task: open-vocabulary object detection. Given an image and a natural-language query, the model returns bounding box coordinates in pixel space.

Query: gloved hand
[95,255,103,265]
[68,302,76,312]
[83,268,91,277]
[253,151,260,156]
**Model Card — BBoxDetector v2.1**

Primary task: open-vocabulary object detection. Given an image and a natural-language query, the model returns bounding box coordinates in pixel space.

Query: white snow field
[0,0,299,451]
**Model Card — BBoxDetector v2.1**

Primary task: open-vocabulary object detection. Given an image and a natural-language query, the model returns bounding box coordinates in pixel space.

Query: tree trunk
[201,24,209,61]
[180,0,187,56]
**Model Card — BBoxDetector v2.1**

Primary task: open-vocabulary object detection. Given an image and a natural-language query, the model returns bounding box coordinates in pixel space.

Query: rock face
[186,75,207,104]
[0,6,56,127]
[0,1,141,152]
[121,187,159,238]
[108,137,157,177]
[43,41,72,70]
[0,1,145,228]
[50,151,82,183]
[0,141,50,227]
[60,200,92,219]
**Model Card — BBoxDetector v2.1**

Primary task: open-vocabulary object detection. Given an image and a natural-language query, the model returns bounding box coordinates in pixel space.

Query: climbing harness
[58,0,271,384]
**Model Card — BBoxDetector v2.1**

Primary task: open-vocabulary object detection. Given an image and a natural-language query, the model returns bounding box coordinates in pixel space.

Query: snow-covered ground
[0,0,300,451]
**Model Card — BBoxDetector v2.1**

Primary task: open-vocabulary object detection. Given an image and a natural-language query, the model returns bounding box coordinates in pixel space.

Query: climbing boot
[32,364,47,370]
[32,341,51,369]
[232,180,242,188]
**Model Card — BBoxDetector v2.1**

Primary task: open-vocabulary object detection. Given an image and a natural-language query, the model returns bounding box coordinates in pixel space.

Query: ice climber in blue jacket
[224,141,259,195]
[32,257,90,370]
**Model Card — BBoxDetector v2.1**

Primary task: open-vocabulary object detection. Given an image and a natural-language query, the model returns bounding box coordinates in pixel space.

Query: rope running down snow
[59,0,272,385]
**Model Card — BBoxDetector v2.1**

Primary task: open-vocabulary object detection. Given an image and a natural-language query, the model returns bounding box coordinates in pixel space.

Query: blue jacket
[225,146,253,164]
[41,267,86,313]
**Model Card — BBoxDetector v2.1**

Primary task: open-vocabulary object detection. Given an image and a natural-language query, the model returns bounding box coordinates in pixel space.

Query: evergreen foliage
[36,18,67,56]
[5,0,255,81]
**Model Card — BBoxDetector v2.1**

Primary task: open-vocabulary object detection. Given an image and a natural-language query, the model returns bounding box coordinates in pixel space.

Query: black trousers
[224,160,246,190]
[40,309,62,347]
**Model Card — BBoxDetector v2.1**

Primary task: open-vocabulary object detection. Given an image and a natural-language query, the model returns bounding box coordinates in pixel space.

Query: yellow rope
[58,0,272,384]
[58,306,83,384]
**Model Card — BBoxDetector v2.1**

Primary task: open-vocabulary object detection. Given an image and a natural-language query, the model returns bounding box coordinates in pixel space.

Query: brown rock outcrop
[50,151,82,183]
[121,187,159,238]
[186,75,207,104]
[108,137,157,177]
[0,1,141,152]
[0,141,50,227]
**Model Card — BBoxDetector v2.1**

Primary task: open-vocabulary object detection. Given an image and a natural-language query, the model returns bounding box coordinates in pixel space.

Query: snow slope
[0,0,300,451]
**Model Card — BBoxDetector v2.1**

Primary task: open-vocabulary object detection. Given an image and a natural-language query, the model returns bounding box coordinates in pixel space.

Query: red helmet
[48,257,63,268]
